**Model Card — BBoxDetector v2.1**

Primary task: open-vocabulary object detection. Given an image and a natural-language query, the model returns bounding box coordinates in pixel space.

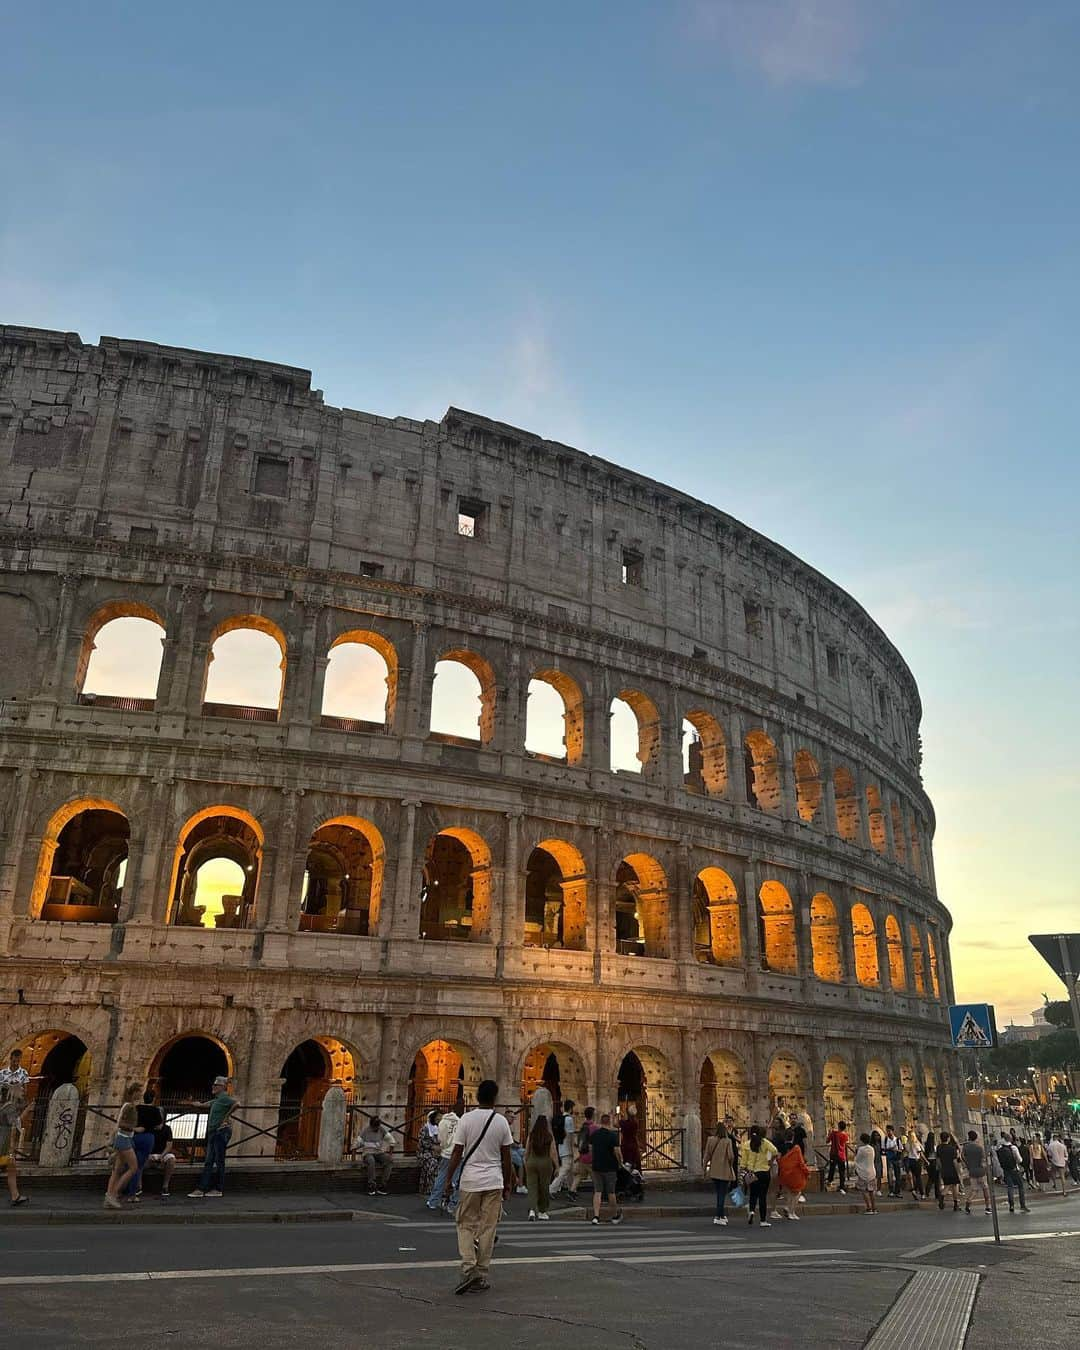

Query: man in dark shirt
[590,1113,624,1226]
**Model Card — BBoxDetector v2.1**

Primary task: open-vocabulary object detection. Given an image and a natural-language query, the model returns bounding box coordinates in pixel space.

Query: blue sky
[4,2,1078,1019]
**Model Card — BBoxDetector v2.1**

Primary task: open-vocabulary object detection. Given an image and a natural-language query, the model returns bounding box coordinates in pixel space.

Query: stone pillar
[119,779,169,925]
[376,1014,406,1109]
[748,1035,769,1124]
[240,1007,282,1160]
[265,790,304,931]
[820,761,838,837]
[389,799,420,940]
[665,690,686,794]
[40,572,80,703]
[681,1029,702,1177]
[496,811,523,963]
[854,765,871,850]
[674,845,693,964]
[161,586,203,715]
[400,622,430,745]
[308,652,330,725]
[742,858,762,977]
[796,871,815,985]
[38,1083,81,1167]
[318,1086,347,1163]
[0,764,37,925]
[779,730,798,821]
[874,901,894,998]
[807,1043,826,1143]
[852,1044,871,1136]
[837,888,857,988]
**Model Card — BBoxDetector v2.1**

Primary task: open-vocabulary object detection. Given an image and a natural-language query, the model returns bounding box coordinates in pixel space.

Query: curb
[0,1208,363,1226]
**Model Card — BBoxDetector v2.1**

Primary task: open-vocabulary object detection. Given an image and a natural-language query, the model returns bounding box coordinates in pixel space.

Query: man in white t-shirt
[442,1079,513,1295]
[1046,1135,1070,1197]
[549,1098,577,1199]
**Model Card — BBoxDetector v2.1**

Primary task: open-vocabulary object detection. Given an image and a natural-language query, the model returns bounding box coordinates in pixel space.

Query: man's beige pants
[455,1188,502,1280]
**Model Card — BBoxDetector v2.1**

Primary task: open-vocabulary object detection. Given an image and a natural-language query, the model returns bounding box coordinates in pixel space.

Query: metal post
[977,1050,1001,1245]
[1056,936,1080,1049]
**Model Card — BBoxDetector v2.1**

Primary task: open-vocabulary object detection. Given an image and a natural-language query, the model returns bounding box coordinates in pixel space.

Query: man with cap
[187,1075,237,1198]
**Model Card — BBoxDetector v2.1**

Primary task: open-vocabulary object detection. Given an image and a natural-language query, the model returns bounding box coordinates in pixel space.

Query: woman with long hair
[924,1132,943,1209]
[104,1082,142,1211]
[417,1109,441,1196]
[525,1114,559,1221]
[936,1130,962,1211]
[703,1122,735,1226]
[739,1124,778,1228]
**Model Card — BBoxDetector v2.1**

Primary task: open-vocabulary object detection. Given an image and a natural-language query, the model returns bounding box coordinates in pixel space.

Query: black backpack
[997,1143,1018,1173]
[552,1111,566,1146]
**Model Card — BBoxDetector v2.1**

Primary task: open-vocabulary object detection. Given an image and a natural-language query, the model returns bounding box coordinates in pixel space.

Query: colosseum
[0,325,961,1172]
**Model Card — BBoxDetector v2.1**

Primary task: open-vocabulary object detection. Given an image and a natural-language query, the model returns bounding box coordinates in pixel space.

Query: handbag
[728,1183,746,1209]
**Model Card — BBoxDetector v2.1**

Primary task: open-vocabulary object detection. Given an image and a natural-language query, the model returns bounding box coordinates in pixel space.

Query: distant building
[999,1009,1054,1045]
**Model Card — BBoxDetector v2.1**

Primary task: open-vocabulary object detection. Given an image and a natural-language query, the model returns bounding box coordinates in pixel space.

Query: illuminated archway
[168,807,263,929]
[276,1037,358,1159]
[699,1049,750,1131]
[419,828,492,942]
[768,1052,808,1115]
[149,1033,233,1107]
[909,923,926,995]
[299,816,385,935]
[405,1038,484,1151]
[885,914,906,990]
[321,630,397,729]
[614,853,669,959]
[617,1046,677,1152]
[203,615,287,719]
[77,603,166,707]
[927,930,942,1000]
[866,1060,891,1128]
[866,785,887,854]
[758,880,798,975]
[520,1041,587,1118]
[610,690,660,774]
[810,893,842,983]
[31,798,129,922]
[429,650,495,744]
[682,711,727,796]
[692,867,740,966]
[524,838,587,950]
[834,765,859,841]
[526,669,584,764]
[8,1031,92,1160]
[794,749,822,824]
[899,1062,918,1125]
[851,902,879,986]
[744,730,781,812]
[823,1055,855,1130]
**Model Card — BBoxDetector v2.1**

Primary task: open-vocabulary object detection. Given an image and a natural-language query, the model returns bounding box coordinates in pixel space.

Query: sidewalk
[9,1174,1074,1225]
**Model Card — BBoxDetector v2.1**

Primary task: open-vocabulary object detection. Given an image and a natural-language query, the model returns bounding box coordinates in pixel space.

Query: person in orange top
[777,1140,810,1220]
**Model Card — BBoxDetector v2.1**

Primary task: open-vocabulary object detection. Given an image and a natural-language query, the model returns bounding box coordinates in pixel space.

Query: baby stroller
[616,1163,645,1202]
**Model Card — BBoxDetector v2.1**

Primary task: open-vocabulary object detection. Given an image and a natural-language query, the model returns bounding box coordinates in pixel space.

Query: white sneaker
[789,1211,800,1221]
[770,1210,783,1219]
[187,1190,206,1198]
[713,1216,728,1226]
[538,1212,551,1221]
[837,1188,847,1195]
[204,1190,223,1198]
[760,1220,772,1228]
[528,1210,536,1220]
[797,1195,806,1204]
[515,1186,528,1195]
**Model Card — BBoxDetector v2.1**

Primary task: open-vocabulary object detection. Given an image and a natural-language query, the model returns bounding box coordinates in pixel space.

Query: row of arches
[8,1028,953,1164]
[73,608,929,878]
[29,800,944,999]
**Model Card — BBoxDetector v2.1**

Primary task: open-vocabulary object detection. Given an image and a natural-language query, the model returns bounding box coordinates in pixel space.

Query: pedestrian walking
[961,1130,991,1215]
[1030,1136,1050,1189]
[777,1136,809,1219]
[574,1106,598,1194]
[417,1110,441,1196]
[589,1112,624,1226]
[739,1125,778,1228]
[186,1075,238,1199]
[443,1079,513,1296]
[1046,1134,1070,1197]
[524,1114,558,1220]
[1017,1135,1033,1185]
[549,1098,577,1201]
[426,1107,460,1212]
[703,1121,736,1225]
[882,1125,903,1197]
[0,1049,30,1207]
[619,1103,642,1171]
[996,1136,1030,1213]
[870,1128,884,1192]
[104,1082,142,1210]
[904,1128,925,1199]
[124,1089,162,1202]
[853,1133,878,1214]
[924,1132,943,1208]
[937,1131,963,1210]
[825,1120,850,1194]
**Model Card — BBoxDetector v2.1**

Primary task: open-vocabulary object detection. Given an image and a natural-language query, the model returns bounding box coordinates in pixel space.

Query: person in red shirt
[826,1121,850,1194]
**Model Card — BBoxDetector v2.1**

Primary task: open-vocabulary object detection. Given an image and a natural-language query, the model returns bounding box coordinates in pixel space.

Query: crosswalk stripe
[613,1248,853,1265]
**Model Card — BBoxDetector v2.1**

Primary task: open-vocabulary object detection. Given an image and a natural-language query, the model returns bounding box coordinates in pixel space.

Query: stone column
[852,1044,871,1136]
[664,689,686,794]
[494,811,522,966]
[779,730,798,821]
[674,845,693,965]
[874,901,894,999]
[160,586,203,716]
[40,572,80,703]
[796,870,815,985]
[265,789,304,931]
[389,799,420,940]
[681,1028,702,1177]
[807,1042,826,1142]
[39,1083,81,1167]
[0,764,37,925]
[837,888,857,988]
[239,1007,281,1160]
[742,857,762,980]
[376,1014,406,1109]
[820,761,838,837]
[592,828,613,981]
[854,765,871,850]
[318,1086,347,1163]
[400,622,430,745]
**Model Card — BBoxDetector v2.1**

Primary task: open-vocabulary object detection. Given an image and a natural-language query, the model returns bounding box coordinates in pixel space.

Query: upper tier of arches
[63,605,935,887]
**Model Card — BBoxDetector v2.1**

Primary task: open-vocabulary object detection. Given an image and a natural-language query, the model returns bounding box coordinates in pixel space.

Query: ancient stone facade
[0,326,962,1168]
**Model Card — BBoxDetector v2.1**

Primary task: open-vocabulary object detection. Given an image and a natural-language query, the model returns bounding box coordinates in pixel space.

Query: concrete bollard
[38,1082,81,1167]
[318,1086,347,1164]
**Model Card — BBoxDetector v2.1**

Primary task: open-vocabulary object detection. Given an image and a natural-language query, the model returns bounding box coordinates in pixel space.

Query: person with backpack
[825,1120,850,1194]
[442,1079,513,1296]
[574,1106,597,1195]
[549,1098,577,1201]
[996,1136,1030,1214]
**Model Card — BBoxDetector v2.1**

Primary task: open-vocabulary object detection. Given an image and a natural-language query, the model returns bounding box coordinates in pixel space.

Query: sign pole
[1056,935,1080,1049]
[976,1050,1001,1245]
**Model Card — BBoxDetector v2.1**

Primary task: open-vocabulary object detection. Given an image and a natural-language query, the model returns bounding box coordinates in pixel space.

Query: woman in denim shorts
[104,1083,141,1210]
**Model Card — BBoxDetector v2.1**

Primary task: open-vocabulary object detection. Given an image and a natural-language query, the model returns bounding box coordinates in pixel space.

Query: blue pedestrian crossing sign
[949,1003,997,1049]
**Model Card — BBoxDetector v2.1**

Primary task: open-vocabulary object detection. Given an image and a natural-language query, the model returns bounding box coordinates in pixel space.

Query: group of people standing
[703,1110,812,1226]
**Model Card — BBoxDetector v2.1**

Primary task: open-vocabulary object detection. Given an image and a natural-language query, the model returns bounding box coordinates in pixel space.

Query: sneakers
[376,1188,389,1196]
[984,1208,992,1215]
[770,1210,783,1220]
[188,1190,206,1198]
[515,1186,528,1195]
[528,1210,537,1221]
[611,1214,623,1225]
[760,1220,772,1228]
[713,1216,728,1226]
[1021,1206,1031,1213]
[591,1216,601,1225]
[103,1196,121,1210]
[788,1211,800,1221]
[160,1192,170,1202]
[11,1195,29,1207]
[204,1190,223,1198]
[837,1188,847,1195]
[454,1274,480,1296]
[537,1212,551,1221]
[467,1279,491,1293]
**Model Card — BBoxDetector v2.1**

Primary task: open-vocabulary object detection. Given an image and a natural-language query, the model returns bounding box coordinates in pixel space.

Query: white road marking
[901,1227,1080,1260]
[864,1267,979,1350]
[614,1248,852,1265]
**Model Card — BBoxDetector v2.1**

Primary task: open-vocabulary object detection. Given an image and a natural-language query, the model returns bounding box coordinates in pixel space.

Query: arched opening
[609,690,660,775]
[419,828,492,942]
[149,1034,232,1109]
[202,616,286,720]
[834,765,859,842]
[889,801,908,866]
[521,1042,587,1121]
[682,711,727,796]
[526,670,584,764]
[429,650,495,744]
[927,929,942,1000]
[924,1066,940,1122]
[909,923,926,995]
[699,1050,750,1132]
[614,853,669,959]
[794,749,822,824]
[169,808,263,929]
[321,631,396,731]
[866,1060,891,1128]
[523,839,587,950]
[866,785,887,855]
[692,867,740,966]
[823,1056,855,1130]
[744,730,781,812]
[851,902,879,986]
[9,1032,92,1160]
[768,1052,808,1115]
[899,1062,917,1125]
[758,880,798,975]
[32,799,130,923]
[617,1047,677,1159]
[77,605,166,709]
[276,1037,357,1160]
[885,914,906,990]
[406,1038,483,1152]
[810,893,842,983]
[299,816,384,936]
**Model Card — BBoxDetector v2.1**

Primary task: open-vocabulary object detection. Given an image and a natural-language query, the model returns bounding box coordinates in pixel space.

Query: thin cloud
[687,0,868,88]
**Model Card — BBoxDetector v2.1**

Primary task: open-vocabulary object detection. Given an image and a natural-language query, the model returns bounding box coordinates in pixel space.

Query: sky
[4,2,1079,1021]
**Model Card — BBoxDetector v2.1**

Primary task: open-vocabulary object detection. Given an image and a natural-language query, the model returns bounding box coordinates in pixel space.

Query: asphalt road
[3,1194,1079,1349]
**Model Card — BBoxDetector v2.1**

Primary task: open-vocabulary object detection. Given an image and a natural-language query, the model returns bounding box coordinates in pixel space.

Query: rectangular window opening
[826,646,841,680]
[744,600,764,638]
[622,549,644,586]
[457,497,487,538]
[254,455,289,498]
[358,561,384,578]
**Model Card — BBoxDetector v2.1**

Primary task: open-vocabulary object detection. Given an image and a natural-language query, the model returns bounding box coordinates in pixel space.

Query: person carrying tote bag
[703,1122,736,1226]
